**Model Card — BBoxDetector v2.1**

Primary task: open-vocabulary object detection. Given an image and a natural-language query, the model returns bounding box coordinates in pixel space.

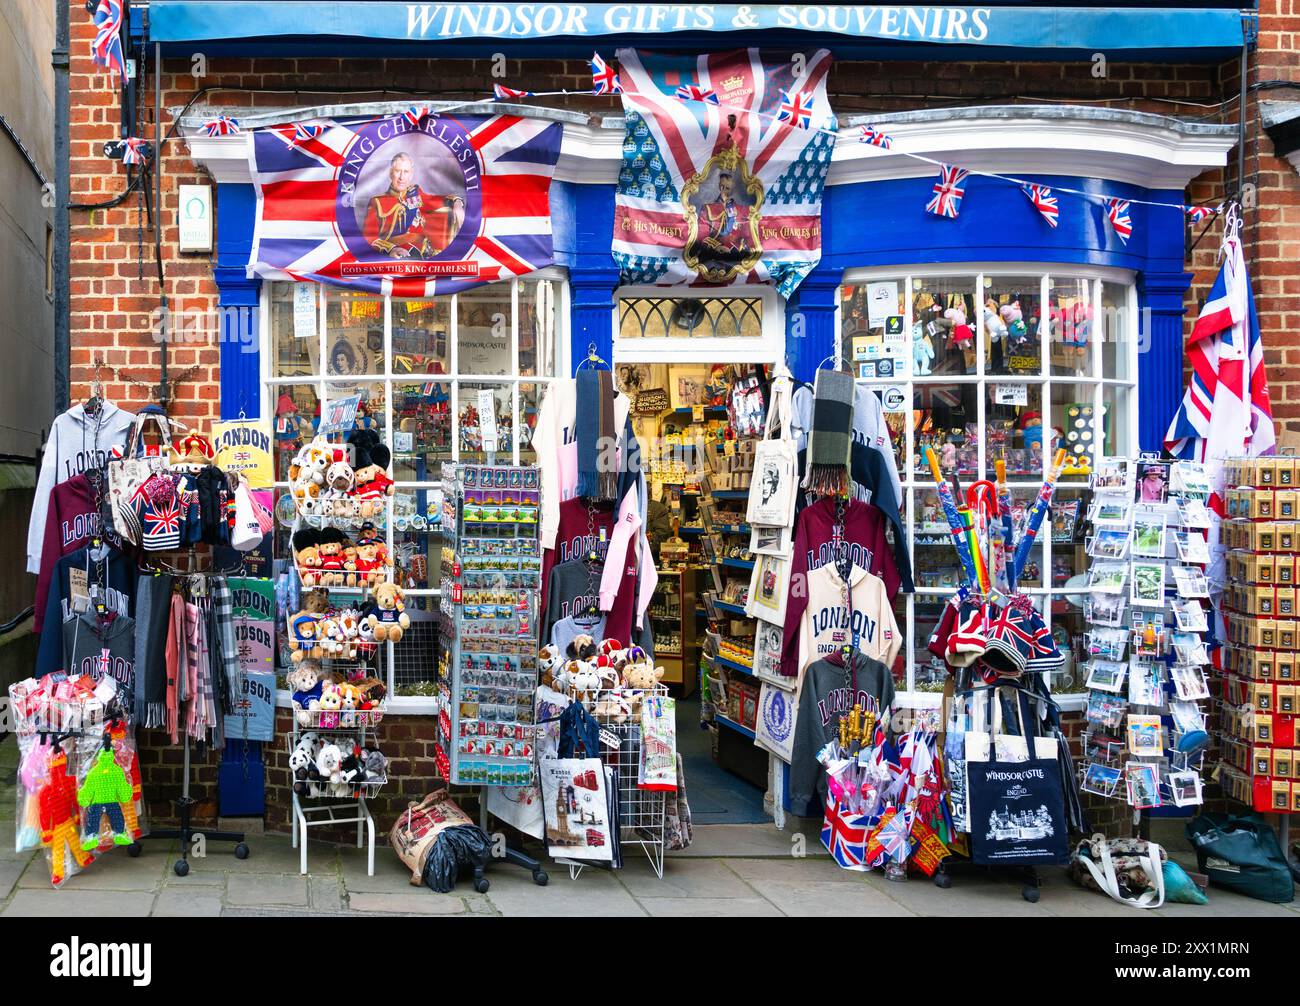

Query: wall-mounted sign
[178,183,213,252]
[635,388,671,415]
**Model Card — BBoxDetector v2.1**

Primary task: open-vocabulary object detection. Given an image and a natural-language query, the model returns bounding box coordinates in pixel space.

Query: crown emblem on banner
[721,75,744,90]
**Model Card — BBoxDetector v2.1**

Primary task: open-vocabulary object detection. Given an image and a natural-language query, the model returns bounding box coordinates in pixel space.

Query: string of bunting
[474,51,1224,243]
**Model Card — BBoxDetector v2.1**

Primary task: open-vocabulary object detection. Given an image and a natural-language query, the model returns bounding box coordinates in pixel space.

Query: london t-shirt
[794,562,901,683]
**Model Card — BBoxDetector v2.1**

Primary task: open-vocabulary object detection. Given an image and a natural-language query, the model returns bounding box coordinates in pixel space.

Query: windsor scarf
[803,369,854,496]
[576,369,617,501]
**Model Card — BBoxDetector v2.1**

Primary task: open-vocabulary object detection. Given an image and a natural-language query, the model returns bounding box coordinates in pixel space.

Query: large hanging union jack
[246,112,562,296]
[92,0,127,79]
[925,165,970,219]
[612,47,836,297]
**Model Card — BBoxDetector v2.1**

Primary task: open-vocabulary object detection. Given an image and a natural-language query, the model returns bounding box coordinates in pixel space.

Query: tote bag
[967,690,1069,867]
[107,408,176,544]
[746,376,797,528]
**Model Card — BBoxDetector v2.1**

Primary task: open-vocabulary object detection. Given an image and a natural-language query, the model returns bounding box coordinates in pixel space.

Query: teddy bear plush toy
[288,612,322,663]
[315,743,344,787]
[287,660,324,723]
[912,321,935,376]
[366,582,410,642]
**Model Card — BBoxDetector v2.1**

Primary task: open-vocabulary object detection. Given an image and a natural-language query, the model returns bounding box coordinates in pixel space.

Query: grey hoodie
[789,652,895,812]
[63,608,138,702]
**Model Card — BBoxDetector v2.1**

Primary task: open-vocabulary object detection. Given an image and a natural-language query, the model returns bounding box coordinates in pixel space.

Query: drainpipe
[52,0,69,412]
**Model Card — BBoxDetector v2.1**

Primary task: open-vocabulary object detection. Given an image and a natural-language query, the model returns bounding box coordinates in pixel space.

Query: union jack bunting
[121,137,149,166]
[92,0,126,79]
[612,47,836,297]
[925,165,969,219]
[776,88,815,129]
[246,113,563,297]
[492,84,535,100]
[400,106,432,128]
[859,124,893,149]
[1020,183,1059,229]
[200,115,242,137]
[674,83,720,105]
[1185,204,1220,225]
[821,796,871,871]
[590,52,622,95]
[1105,197,1133,245]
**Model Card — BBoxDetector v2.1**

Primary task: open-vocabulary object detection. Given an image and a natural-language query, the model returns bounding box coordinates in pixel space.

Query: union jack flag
[1166,224,1275,487]
[200,115,242,137]
[400,105,431,128]
[1186,204,1220,225]
[121,137,149,166]
[776,88,815,129]
[675,83,720,105]
[247,114,563,297]
[1105,198,1133,245]
[874,808,913,862]
[859,124,893,149]
[92,0,126,80]
[925,165,969,219]
[591,52,622,95]
[493,84,535,100]
[821,796,871,870]
[1021,183,1059,229]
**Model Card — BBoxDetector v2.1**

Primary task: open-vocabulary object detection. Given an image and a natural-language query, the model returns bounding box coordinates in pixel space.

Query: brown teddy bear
[366,581,410,642]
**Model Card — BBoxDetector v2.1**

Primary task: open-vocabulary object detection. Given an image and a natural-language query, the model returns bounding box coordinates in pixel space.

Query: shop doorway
[614,356,773,825]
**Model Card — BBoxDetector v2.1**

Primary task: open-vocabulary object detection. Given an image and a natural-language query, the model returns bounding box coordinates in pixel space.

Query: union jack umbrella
[1021,183,1059,229]
[1105,197,1133,245]
[675,83,720,105]
[493,84,534,99]
[821,796,872,871]
[776,88,815,130]
[925,164,969,219]
[1185,203,1220,225]
[200,115,242,137]
[859,124,893,149]
[92,0,127,79]
[121,137,149,166]
[400,105,431,128]
[591,52,622,95]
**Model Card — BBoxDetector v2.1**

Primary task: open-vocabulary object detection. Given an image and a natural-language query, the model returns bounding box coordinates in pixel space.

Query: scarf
[803,368,855,496]
[166,590,185,743]
[137,573,175,728]
[576,368,617,501]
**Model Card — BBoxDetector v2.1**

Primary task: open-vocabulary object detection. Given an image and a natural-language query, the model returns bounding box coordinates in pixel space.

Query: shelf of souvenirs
[713,713,757,740]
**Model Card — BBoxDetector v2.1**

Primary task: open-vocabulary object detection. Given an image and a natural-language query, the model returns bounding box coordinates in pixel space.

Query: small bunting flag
[1185,204,1220,225]
[492,84,534,99]
[1021,183,1059,229]
[121,137,150,166]
[776,88,815,129]
[1105,197,1133,245]
[675,83,720,105]
[859,124,893,149]
[400,105,431,128]
[591,52,622,95]
[925,165,969,219]
[200,115,241,137]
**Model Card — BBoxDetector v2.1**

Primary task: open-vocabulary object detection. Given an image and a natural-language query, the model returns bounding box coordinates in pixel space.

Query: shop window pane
[913,601,952,694]
[322,289,384,386]
[1100,281,1131,381]
[520,279,560,378]
[1048,277,1094,378]
[841,280,907,379]
[392,377,451,481]
[1102,385,1132,459]
[456,382,512,461]
[321,381,389,451]
[271,384,320,482]
[1050,383,1103,484]
[1046,595,1087,696]
[982,275,1043,377]
[392,297,451,376]
[518,382,544,465]
[269,284,317,377]
[911,276,979,378]
[618,296,763,340]
[983,381,1044,481]
[1050,488,1089,588]
[393,517,442,592]
[457,287,515,376]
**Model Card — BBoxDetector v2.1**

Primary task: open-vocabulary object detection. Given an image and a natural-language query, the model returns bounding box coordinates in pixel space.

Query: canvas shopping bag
[963,687,1059,764]
[967,690,1069,867]
[746,375,797,528]
[1070,834,1167,909]
[107,408,176,544]
[539,756,614,862]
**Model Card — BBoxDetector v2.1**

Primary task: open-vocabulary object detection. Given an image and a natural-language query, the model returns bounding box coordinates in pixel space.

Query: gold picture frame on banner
[681,145,764,283]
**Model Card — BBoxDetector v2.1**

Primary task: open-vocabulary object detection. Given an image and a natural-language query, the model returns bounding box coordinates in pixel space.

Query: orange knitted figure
[39,750,92,885]
[109,721,144,839]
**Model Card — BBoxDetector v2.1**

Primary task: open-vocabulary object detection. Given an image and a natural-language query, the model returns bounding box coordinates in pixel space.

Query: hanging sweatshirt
[62,609,138,701]
[779,497,900,679]
[789,652,895,811]
[33,474,99,632]
[598,427,656,635]
[533,378,631,550]
[795,562,901,680]
[27,402,135,574]
[36,545,139,678]
[550,612,607,658]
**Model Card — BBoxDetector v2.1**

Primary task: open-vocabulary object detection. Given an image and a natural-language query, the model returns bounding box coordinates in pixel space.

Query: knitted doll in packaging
[78,746,134,850]
[108,720,144,840]
[40,749,94,886]
[17,740,53,850]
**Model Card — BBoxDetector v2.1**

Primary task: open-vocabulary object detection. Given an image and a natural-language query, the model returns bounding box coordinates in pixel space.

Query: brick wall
[66,5,1298,840]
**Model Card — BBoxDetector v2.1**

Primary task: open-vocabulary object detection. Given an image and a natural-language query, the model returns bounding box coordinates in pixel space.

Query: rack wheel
[933,871,952,889]
[532,869,548,886]
[1021,885,1040,903]
[234,843,250,860]
[474,877,490,894]
[173,859,189,878]
[127,843,142,858]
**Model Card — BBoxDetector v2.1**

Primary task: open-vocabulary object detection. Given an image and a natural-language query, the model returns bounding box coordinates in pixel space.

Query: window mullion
[450,293,459,464]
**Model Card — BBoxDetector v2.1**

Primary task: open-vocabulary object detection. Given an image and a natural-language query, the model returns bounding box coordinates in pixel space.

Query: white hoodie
[795,561,901,682]
[27,402,135,573]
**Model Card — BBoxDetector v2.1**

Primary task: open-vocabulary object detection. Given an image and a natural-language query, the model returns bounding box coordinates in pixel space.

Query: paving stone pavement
[0,827,1297,917]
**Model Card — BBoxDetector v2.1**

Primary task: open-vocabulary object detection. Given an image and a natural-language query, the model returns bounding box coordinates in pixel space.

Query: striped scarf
[804,369,855,497]
[576,369,617,501]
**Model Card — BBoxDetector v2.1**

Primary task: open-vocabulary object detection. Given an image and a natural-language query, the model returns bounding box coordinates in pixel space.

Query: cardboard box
[1275,749,1294,778]
[1279,684,1297,715]
[1273,779,1291,811]
[1256,714,1274,744]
